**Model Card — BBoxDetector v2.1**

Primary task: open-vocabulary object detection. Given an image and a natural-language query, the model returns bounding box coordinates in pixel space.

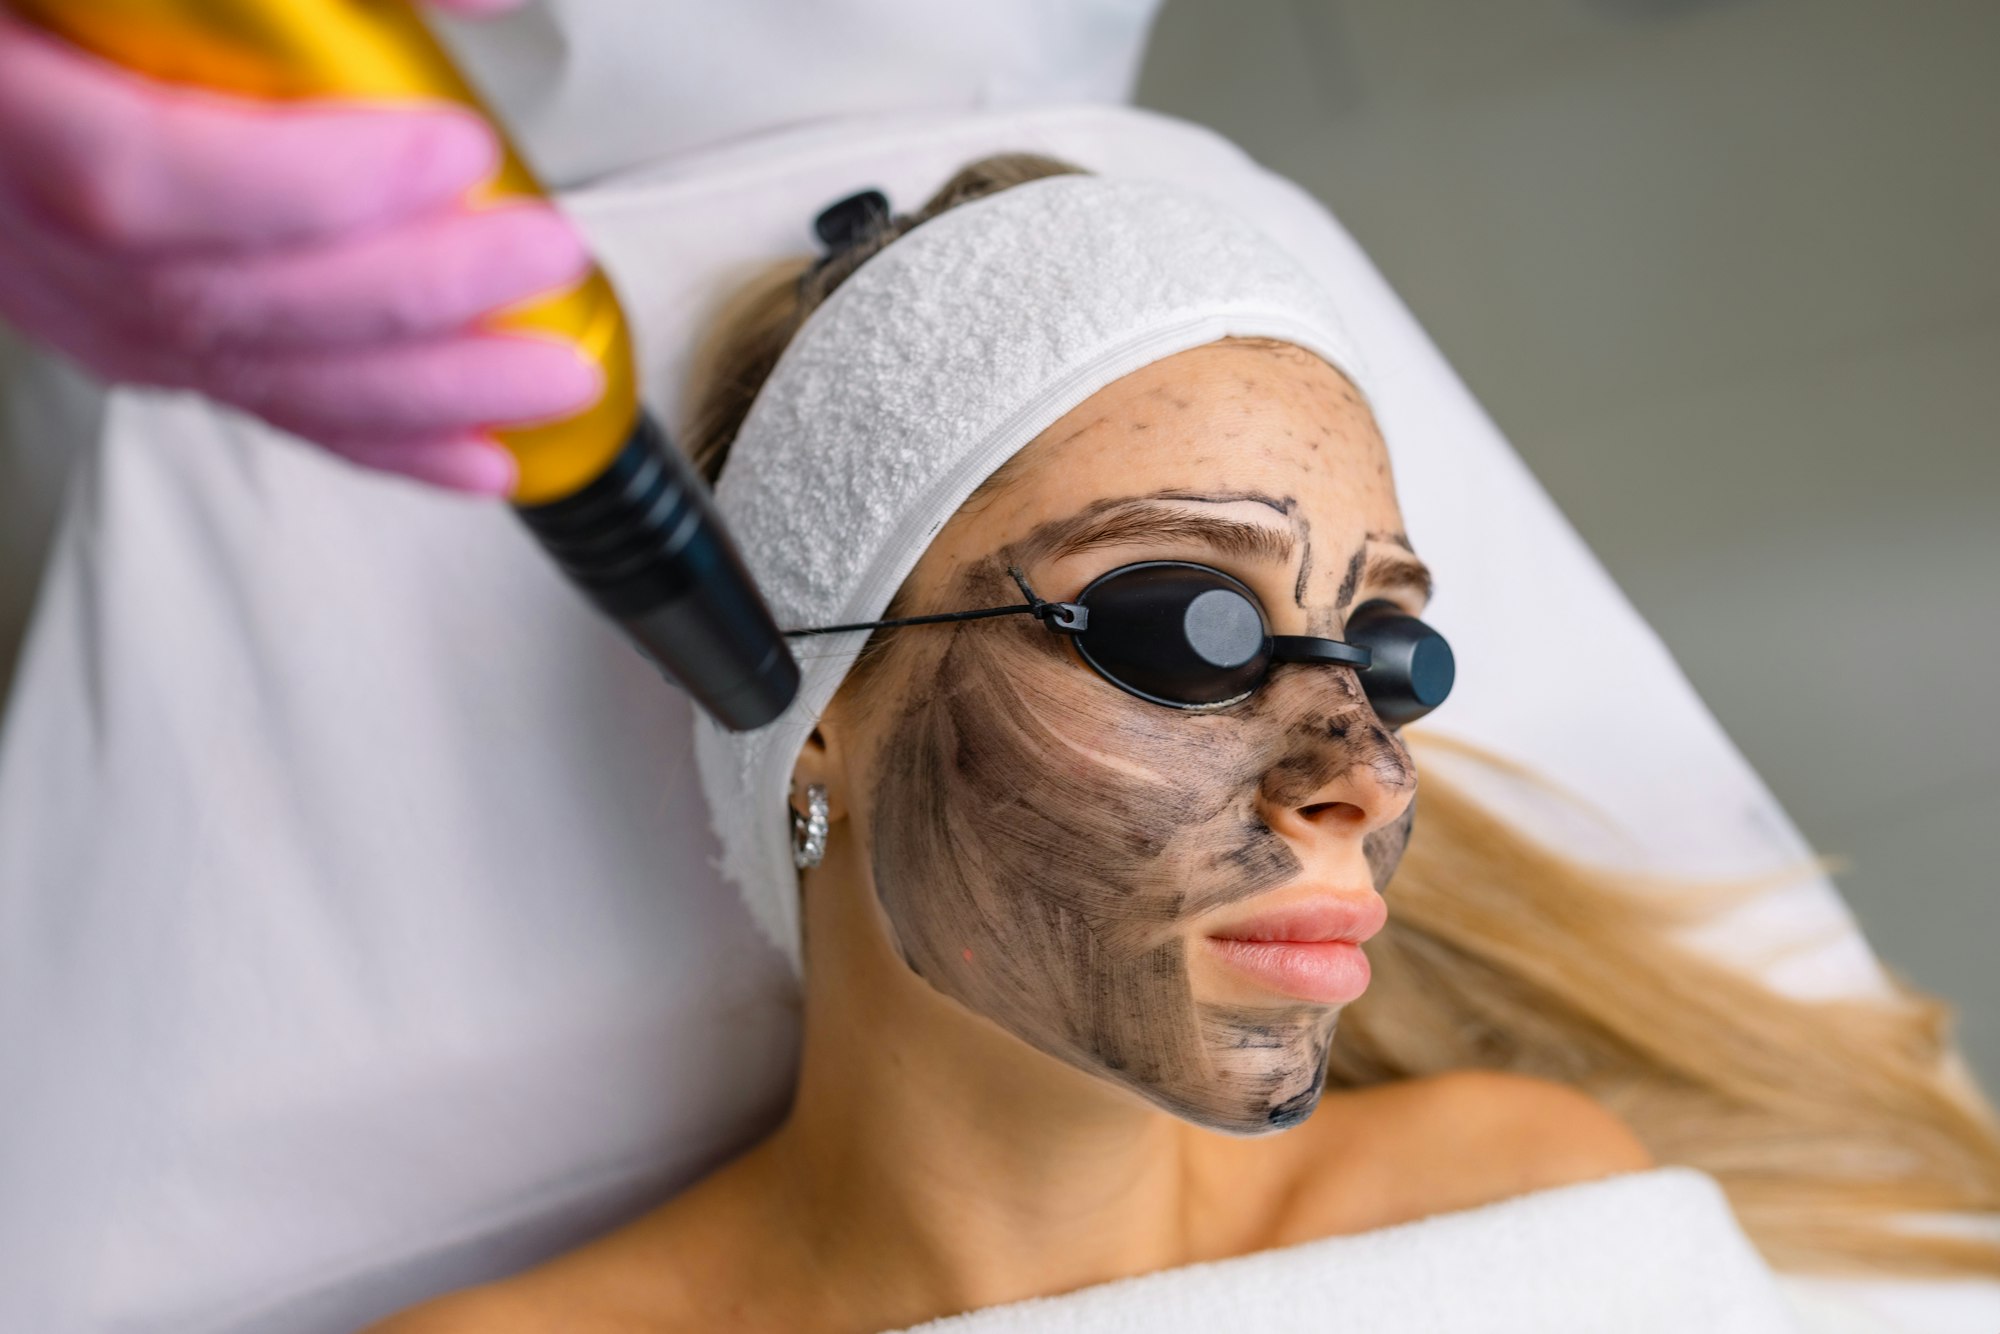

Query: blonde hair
[680,154,2000,1278]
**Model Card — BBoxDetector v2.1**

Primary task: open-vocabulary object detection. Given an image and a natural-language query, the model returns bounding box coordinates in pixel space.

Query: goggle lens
[1071,564,1270,706]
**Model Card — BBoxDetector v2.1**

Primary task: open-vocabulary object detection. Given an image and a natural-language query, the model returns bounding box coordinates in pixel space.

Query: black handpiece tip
[515,412,801,731]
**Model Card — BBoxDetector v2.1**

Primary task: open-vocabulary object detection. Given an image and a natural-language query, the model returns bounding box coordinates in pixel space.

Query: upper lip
[1204,891,1388,945]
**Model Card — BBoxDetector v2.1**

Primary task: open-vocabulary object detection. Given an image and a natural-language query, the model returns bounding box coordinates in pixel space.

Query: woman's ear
[790,724,850,823]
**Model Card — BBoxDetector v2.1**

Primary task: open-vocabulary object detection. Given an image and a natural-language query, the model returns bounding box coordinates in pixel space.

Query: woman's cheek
[1365,794,1417,891]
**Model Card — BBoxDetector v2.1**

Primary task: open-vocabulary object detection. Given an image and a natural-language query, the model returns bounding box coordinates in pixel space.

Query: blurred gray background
[1135,0,1998,1086]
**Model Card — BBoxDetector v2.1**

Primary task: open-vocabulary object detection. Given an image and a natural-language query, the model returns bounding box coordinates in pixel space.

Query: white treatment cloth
[695,174,1371,974]
[428,0,1164,189]
[2,102,1985,1332]
[892,1167,1879,1334]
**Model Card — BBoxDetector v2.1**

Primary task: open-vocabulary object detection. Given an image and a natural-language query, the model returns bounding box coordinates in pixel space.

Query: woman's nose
[1257,696,1418,846]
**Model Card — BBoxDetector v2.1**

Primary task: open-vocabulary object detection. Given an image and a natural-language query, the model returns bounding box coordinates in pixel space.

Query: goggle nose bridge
[1269,634,1373,670]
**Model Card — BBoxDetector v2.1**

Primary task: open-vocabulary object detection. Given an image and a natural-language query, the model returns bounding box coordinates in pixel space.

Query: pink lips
[1203,893,1388,1005]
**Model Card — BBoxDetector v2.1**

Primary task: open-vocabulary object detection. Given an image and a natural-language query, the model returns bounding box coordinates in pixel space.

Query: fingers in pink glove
[9,195,592,351]
[326,431,520,497]
[208,334,604,443]
[0,237,530,499]
[157,204,594,349]
[0,13,499,252]
[0,196,180,381]
[1,171,594,362]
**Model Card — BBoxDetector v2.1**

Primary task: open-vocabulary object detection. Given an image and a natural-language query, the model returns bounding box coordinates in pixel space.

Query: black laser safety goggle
[787,560,1454,725]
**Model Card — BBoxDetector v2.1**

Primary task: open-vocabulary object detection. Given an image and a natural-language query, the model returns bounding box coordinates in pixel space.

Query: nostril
[1298,800,1365,826]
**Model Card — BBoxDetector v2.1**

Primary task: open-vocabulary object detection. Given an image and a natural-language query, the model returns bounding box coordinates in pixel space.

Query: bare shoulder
[1410,1068,1657,1188]
[359,1245,703,1334]
[1289,1069,1655,1237]
[358,1215,725,1334]
[360,1282,553,1334]
[361,1151,780,1334]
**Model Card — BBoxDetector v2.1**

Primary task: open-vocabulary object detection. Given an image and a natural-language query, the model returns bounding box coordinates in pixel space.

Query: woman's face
[823,339,1430,1135]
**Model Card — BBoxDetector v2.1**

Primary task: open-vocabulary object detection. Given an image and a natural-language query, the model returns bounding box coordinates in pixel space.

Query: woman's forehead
[937,342,1400,572]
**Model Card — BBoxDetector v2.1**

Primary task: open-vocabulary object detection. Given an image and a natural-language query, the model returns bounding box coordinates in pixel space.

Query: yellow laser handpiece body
[12,0,801,729]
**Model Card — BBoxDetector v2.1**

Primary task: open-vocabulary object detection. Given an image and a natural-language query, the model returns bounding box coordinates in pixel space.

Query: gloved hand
[0,0,594,497]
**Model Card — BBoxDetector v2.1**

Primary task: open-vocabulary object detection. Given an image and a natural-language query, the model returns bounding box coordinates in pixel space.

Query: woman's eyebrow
[1361,548,1435,605]
[1012,498,1297,566]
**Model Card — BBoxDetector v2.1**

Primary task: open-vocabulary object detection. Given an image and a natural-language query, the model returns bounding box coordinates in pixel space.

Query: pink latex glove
[0,0,594,497]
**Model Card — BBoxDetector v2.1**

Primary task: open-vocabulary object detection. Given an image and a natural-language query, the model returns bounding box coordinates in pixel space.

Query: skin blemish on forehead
[1140,386,1193,412]
[1042,414,1112,455]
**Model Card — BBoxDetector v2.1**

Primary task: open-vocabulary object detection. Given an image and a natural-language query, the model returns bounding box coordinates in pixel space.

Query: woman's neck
[747,927,1307,1328]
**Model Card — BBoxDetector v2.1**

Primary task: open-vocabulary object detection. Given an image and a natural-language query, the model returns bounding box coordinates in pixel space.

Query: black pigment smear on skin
[1332,548,1366,615]
[867,532,1420,1133]
[1365,793,1418,894]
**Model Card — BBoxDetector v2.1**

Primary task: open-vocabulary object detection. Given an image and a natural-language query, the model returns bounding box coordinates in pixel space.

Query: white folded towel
[891,1166,1872,1333]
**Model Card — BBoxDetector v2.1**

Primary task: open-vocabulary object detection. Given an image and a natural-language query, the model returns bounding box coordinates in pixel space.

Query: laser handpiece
[10,0,802,730]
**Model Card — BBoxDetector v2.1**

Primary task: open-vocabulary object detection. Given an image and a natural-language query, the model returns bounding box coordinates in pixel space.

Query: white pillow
[0,103,1927,1333]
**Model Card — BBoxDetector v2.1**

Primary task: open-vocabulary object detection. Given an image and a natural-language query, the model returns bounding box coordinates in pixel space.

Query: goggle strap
[1270,634,1372,670]
[783,567,1088,638]
[784,603,1037,638]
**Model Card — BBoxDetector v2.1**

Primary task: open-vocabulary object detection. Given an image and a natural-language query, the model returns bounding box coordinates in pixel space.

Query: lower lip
[1204,937,1372,1004]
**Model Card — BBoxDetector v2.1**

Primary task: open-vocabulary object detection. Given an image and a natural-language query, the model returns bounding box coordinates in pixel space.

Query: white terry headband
[693,173,1370,974]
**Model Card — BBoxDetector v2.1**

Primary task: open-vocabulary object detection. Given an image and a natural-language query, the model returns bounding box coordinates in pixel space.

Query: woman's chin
[1093,1023,1337,1136]
[1136,1079,1329,1136]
